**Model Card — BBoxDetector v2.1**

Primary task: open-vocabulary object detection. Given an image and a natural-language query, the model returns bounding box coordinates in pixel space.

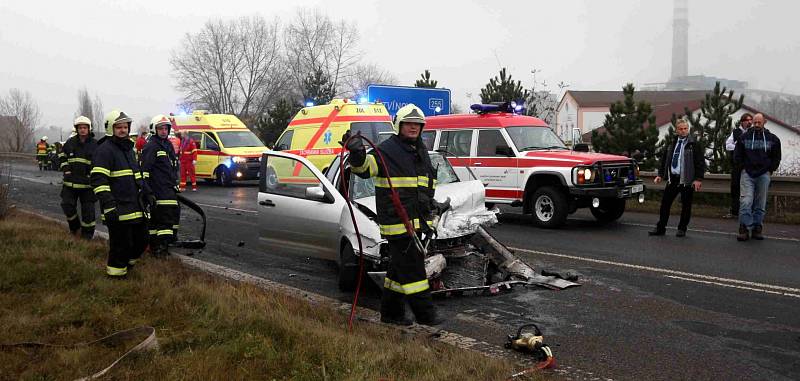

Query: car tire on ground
[529,186,568,228]
[338,241,360,292]
[216,166,233,187]
[590,198,626,223]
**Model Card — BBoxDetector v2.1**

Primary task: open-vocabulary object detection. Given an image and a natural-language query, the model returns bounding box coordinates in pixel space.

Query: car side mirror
[495,145,514,156]
[573,143,590,152]
[305,185,328,202]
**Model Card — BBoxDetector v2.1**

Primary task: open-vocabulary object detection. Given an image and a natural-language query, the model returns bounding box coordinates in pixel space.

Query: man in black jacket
[724,113,752,218]
[60,116,98,239]
[141,115,180,257]
[734,113,781,241]
[344,104,443,326]
[91,110,153,277]
[649,119,705,237]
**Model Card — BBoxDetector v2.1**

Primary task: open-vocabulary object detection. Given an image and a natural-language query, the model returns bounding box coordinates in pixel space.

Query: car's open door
[257,151,345,261]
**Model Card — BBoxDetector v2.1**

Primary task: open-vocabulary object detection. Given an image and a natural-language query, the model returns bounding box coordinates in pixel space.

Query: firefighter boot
[380,290,413,326]
[737,224,750,241]
[751,225,764,240]
[408,291,444,326]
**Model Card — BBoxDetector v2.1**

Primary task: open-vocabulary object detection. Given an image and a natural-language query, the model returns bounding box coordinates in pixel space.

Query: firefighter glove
[340,130,365,153]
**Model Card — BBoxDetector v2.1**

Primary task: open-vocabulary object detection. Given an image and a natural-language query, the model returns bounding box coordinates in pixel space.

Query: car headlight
[232,156,246,164]
[576,167,595,184]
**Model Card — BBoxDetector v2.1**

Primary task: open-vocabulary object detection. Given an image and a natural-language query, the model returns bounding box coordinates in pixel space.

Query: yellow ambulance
[170,110,266,185]
[274,98,393,172]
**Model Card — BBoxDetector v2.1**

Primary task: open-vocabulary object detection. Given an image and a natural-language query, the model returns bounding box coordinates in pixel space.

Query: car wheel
[590,198,626,223]
[338,241,360,292]
[530,186,568,228]
[265,167,278,189]
[216,166,233,187]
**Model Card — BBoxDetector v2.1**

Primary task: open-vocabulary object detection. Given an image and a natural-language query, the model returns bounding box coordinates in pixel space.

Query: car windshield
[350,152,459,200]
[216,130,266,148]
[505,126,567,151]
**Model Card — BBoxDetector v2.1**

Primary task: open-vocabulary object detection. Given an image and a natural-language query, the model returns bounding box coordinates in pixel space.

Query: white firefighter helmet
[41,136,48,141]
[392,104,426,134]
[104,110,132,137]
[73,116,92,131]
[149,114,172,135]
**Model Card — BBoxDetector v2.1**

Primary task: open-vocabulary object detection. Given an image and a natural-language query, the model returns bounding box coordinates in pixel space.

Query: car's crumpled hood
[353,179,497,239]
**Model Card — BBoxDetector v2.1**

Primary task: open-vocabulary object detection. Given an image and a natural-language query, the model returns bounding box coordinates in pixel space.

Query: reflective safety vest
[351,134,437,239]
[36,141,48,156]
[60,135,97,189]
[91,136,150,223]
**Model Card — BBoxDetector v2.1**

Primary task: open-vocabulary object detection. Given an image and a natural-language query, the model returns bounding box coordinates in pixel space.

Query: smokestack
[671,0,689,80]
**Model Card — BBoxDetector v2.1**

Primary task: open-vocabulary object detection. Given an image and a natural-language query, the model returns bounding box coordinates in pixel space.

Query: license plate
[631,184,643,193]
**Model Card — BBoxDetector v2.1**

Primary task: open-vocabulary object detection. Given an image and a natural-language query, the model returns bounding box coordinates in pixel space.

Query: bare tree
[284,8,361,100]
[76,88,94,121]
[92,94,104,133]
[0,89,41,152]
[171,16,286,122]
[341,63,398,99]
[524,69,568,125]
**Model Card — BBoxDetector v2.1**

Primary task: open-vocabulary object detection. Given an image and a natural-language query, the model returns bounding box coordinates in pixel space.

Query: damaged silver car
[257,150,579,295]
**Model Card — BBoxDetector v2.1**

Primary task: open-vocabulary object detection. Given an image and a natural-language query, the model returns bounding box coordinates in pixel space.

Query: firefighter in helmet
[36,136,49,170]
[60,116,98,239]
[91,110,153,277]
[141,115,180,257]
[343,104,444,326]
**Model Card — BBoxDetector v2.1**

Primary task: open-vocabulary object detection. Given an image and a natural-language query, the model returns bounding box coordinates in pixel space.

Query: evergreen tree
[255,98,302,148]
[302,68,335,106]
[682,82,743,173]
[591,83,659,170]
[479,68,529,104]
[414,69,438,88]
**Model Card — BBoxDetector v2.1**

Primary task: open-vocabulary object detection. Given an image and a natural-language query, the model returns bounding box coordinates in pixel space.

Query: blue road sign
[367,85,451,116]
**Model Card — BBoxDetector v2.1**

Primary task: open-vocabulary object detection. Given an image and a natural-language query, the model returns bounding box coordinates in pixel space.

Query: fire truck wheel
[338,241,359,292]
[590,198,626,223]
[530,186,568,228]
[215,166,233,187]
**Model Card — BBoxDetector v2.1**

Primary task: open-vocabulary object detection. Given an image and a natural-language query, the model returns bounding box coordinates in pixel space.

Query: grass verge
[0,211,543,380]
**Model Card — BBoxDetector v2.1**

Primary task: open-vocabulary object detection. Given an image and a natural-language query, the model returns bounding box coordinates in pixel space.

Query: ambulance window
[438,130,472,157]
[204,133,219,150]
[477,130,509,156]
[351,122,393,144]
[421,131,436,150]
[275,130,293,151]
[187,132,203,148]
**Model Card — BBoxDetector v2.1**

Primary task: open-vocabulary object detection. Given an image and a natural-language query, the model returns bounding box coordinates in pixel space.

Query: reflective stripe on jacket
[141,136,179,201]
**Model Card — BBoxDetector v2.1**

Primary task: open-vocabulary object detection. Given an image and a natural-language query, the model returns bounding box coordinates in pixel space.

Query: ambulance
[274,98,393,172]
[170,110,266,185]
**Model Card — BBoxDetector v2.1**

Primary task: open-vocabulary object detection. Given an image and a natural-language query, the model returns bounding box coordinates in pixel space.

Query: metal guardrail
[640,171,800,197]
[0,152,35,160]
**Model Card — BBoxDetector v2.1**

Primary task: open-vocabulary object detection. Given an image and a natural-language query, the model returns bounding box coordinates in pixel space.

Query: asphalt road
[6,161,800,381]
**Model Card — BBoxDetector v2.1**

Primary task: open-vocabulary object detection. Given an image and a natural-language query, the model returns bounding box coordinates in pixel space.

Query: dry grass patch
[0,211,545,380]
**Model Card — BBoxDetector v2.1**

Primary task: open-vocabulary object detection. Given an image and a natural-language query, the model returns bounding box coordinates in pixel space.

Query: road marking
[664,275,800,299]
[195,202,257,214]
[10,174,60,185]
[621,221,800,243]
[509,246,800,294]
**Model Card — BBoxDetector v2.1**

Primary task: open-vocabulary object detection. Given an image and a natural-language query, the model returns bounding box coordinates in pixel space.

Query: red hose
[340,134,417,332]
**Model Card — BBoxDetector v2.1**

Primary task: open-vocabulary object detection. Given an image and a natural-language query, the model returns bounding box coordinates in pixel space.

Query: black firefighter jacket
[141,135,179,202]
[60,135,98,190]
[350,134,437,239]
[91,136,151,224]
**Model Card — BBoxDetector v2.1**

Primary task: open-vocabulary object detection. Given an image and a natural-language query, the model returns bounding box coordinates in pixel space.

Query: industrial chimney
[671,0,689,80]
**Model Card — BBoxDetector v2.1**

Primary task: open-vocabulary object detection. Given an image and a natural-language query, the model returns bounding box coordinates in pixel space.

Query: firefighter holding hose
[343,104,444,326]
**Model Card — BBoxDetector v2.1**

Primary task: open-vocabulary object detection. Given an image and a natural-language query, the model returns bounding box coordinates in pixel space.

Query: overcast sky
[1,0,798,131]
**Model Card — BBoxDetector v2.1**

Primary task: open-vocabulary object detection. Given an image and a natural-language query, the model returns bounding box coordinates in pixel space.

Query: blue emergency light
[470,101,526,115]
